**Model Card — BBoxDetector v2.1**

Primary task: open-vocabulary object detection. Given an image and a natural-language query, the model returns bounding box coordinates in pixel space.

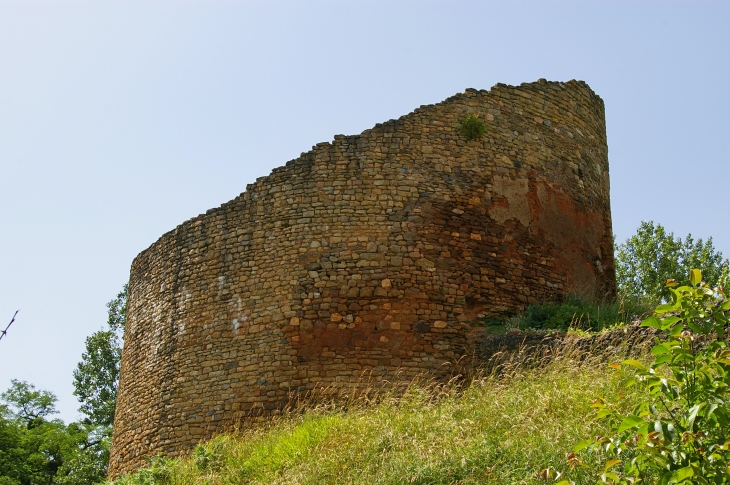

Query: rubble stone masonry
[109,79,615,477]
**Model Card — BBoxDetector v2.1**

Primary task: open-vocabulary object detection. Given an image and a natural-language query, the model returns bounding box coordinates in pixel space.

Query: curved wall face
[109,79,615,477]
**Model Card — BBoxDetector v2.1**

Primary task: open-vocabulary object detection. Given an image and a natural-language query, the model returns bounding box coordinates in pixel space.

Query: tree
[73,284,127,428]
[615,221,728,302]
[0,381,108,485]
[0,405,26,484]
[0,286,127,484]
[1,380,57,424]
[53,422,110,485]
[72,330,121,428]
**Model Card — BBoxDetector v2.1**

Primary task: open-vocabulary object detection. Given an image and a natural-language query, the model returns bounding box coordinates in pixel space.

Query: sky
[0,1,728,423]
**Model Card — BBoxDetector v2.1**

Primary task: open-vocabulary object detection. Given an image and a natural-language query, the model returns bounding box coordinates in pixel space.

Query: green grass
[111,351,650,485]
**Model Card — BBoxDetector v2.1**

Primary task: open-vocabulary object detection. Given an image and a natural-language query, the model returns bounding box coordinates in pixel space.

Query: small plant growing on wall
[460,113,487,140]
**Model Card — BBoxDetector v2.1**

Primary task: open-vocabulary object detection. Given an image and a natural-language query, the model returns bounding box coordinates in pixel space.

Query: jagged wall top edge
[132,78,604,270]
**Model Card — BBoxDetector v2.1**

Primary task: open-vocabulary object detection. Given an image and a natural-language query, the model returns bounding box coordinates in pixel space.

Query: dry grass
[111,347,650,485]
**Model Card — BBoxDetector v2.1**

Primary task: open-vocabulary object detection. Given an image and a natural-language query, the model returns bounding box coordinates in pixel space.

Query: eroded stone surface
[109,79,615,478]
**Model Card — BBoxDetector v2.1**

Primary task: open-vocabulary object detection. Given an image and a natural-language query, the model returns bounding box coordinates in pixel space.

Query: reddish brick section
[109,79,615,478]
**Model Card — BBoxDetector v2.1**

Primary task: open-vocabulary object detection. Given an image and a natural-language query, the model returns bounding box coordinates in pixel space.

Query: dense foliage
[0,381,108,485]
[509,296,649,332]
[563,270,730,484]
[616,221,728,303]
[73,284,127,427]
[0,285,127,484]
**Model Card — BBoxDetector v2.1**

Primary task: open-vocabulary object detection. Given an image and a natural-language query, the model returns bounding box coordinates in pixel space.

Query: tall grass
[111,348,650,485]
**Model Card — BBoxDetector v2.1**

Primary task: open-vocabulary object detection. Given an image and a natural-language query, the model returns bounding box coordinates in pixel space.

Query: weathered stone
[110,79,615,478]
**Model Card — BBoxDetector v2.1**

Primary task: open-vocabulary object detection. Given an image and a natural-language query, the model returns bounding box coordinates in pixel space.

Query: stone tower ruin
[109,79,615,477]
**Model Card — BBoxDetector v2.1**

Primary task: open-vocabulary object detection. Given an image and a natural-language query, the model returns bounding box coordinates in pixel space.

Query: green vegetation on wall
[459,113,487,140]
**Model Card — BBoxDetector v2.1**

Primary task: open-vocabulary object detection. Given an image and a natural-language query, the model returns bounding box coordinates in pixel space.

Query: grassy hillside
[111,348,649,485]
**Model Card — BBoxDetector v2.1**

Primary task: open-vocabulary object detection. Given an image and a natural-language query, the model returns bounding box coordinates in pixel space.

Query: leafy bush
[517,297,649,332]
[459,113,487,140]
[616,221,728,303]
[562,270,730,484]
[112,457,173,485]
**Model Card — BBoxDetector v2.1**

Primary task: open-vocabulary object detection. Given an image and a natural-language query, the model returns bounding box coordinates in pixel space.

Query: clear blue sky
[1,1,728,422]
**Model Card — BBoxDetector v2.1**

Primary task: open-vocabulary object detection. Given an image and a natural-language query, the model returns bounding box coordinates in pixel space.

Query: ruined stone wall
[109,79,615,477]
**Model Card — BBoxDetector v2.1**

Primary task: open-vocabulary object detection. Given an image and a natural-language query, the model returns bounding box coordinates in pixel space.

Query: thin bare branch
[0,310,19,342]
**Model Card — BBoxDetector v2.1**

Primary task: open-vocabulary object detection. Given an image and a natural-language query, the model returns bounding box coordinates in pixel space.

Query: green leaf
[642,316,663,328]
[690,269,702,286]
[603,471,620,482]
[656,304,676,315]
[622,359,647,371]
[654,354,673,365]
[658,471,672,485]
[602,459,621,473]
[705,403,719,419]
[688,321,705,334]
[652,343,671,356]
[617,415,645,434]
[573,439,593,453]
[596,408,613,419]
[687,404,701,430]
[661,316,681,328]
[669,466,694,482]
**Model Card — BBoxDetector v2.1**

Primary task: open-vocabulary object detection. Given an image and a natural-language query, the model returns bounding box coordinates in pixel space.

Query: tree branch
[0,310,19,343]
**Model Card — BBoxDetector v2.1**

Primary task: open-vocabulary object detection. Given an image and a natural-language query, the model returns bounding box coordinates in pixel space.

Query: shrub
[475,296,651,333]
[111,457,173,485]
[517,296,648,332]
[560,269,730,484]
[459,113,487,140]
